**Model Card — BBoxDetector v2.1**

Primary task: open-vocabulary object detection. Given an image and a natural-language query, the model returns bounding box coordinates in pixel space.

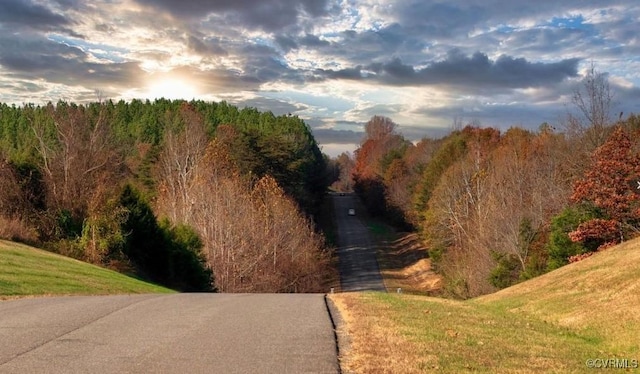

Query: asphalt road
[332,194,386,292]
[0,294,338,373]
[0,194,383,373]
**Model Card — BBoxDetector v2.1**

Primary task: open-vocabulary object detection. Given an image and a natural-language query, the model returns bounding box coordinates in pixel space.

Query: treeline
[348,113,640,298]
[0,99,330,292]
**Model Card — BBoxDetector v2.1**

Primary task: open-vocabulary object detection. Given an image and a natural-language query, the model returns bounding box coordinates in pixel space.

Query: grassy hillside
[0,240,174,298]
[331,238,640,373]
[476,236,640,354]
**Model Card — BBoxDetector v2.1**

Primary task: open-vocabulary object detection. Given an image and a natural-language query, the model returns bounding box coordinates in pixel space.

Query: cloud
[316,51,580,91]
[186,34,228,57]
[0,0,80,36]
[419,51,579,88]
[234,96,304,116]
[345,103,405,122]
[311,128,363,145]
[389,0,627,39]
[410,96,567,131]
[0,0,639,149]
[0,33,144,91]
[391,2,489,39]
[0,0,67,26]
[166,66,263,94]
[134,0,330,31]
[275,33,331,53]
[399,125,452,142]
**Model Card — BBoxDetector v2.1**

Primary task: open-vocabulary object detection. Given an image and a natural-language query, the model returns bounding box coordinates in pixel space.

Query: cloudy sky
[1,0,639,156]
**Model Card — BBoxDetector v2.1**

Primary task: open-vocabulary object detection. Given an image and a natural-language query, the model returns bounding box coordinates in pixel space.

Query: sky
[1,1,639,156]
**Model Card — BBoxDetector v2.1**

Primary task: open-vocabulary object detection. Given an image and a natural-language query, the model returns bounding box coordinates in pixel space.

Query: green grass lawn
[0,240,174,298]
[331,237,640,373]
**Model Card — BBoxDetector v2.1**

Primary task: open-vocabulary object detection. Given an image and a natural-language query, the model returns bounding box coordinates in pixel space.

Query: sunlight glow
[146,76,199,100]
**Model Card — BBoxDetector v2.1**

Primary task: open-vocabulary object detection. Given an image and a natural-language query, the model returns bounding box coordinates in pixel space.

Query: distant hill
[0,240,173,298]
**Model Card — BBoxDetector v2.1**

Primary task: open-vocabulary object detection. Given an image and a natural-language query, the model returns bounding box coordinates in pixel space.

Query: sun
[146,76,199,100]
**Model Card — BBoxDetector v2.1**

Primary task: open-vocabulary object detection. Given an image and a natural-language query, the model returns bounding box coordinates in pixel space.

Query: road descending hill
[0,294,338,373]
[0,240,339,373]
[332,193,386,292]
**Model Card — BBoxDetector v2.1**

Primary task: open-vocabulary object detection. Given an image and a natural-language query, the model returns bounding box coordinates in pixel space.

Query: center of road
[332,193,386,292]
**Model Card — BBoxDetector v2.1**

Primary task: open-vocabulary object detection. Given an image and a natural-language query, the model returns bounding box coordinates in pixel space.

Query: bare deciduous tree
[157,103,208,223]
[426,127,570,297]
[485,129,569,272]
[157,136,330,293]
[30,102,123,220]
[569,63,614,148]
[364,115,397,142]
[331,152,355,192]
[0,158,21,217]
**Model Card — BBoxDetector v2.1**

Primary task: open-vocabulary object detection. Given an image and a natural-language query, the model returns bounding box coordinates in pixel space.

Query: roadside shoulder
[325,294,351,374]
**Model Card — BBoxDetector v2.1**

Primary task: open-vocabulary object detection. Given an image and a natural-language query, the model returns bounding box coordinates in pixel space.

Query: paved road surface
[333,194,386,292]
[0,194,383,373]
[0,294,337,373]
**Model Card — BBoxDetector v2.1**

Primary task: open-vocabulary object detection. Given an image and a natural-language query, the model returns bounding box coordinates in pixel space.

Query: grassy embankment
[331,236,640,373]
[0,240,173,299]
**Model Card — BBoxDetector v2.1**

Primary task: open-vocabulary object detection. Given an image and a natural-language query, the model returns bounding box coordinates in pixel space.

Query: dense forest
[342,104,640,297]
[3,67,638,298]
[0,99,331,292]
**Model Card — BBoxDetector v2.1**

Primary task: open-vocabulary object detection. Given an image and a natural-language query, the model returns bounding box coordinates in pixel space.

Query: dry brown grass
[476,236,640,353]
[0,216,38,244]
[330,293,435,374]
[331,292,607,373]
[377,233,442,295]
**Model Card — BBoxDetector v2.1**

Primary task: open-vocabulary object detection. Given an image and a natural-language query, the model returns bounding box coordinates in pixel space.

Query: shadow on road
[331,193,386,292]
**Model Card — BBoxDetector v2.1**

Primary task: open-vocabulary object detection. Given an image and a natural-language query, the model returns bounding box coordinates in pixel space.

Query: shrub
[489,252,520,289]
[0,216,39,244]
[547,204,600,270]
[159,220,214,292]
[119,185,214,291]
[79,199,128,265]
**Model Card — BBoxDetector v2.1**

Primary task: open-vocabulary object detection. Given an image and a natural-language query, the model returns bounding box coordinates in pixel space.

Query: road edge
[324,293,348,374]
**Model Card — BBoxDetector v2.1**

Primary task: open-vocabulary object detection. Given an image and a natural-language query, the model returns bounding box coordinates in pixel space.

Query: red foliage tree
[352,138,378,181]
[352,116,406,216]
[569,126,640,249]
